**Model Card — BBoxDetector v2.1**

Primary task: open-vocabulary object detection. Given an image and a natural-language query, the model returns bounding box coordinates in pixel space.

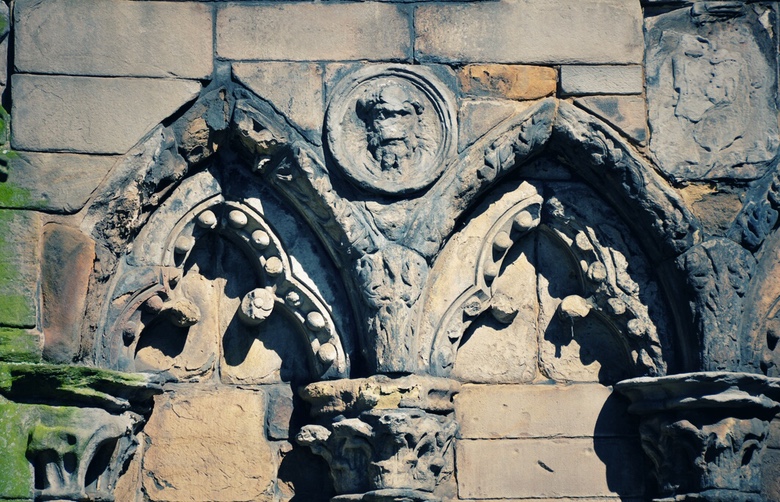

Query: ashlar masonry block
[415,0,643,65]
[14,0,213,79]
[217,3,411,62]
[11,75,200,154]
[560,65,644,95]
[456,438,645,499]
[0,209,40,329]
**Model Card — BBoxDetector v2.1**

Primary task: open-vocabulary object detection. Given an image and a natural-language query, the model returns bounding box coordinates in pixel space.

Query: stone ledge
[217,3,412,61]
[14,0,213,79]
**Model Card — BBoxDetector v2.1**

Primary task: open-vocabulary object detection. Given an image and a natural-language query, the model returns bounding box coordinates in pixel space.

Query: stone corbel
[0,363,164,501]
[615,372,780,502]
[296,375,460,502]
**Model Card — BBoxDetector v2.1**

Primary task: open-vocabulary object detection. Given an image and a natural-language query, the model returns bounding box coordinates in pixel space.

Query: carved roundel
[326,65,456,196]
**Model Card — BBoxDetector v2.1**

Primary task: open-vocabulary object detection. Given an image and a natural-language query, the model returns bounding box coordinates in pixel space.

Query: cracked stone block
[415,0,643,64]
[217,3,411,61]
[560,65,644,95]
[11,75,200,154]
[14,0,213,78]
[142,387,275,501]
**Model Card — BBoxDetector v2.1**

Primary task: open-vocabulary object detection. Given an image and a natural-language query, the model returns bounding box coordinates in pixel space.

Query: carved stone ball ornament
[326,66,456,195]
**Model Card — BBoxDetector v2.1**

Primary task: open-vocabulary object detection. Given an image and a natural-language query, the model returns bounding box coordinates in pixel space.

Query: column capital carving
[297,375,459,502]
[616,372,780,501]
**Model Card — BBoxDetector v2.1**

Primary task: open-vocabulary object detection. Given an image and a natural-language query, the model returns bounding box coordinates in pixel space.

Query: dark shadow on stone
[277,444,336,502]
[593,390,647,500]
[134,322,189,360]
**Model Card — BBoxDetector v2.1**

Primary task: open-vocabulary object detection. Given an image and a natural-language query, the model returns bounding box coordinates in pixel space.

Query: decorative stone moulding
[326,65,457,196]
[615,372,780,502]
[108,196,348,380]
[296,375,459,502]
[0,363,163,502]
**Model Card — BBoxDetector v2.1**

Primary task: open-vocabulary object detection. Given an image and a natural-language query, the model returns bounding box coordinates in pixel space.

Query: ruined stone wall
[1,0,780,501]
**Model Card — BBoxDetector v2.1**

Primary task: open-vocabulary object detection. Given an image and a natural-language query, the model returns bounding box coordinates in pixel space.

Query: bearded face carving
[356,83,427,174]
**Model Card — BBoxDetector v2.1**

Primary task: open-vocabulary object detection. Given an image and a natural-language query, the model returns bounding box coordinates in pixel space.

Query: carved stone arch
[411,99,702,376]
[81,79,357,382]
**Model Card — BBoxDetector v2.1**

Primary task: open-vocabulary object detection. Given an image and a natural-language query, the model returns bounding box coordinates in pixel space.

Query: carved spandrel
[646,3,779,180]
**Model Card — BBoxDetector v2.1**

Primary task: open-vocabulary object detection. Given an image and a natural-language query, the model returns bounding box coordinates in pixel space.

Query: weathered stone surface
[573,95,647,144]
[41,224,95,364]
[0,210,39,328]
[677,239,756,371]
[678,183,743,237]
[452,237,539,384]
[762,448,780,501]
[14,0,213,78]
[456,64,557,100]
[560,65,643,96]
[11,75,200,154]
[456,384,634,439]
[233,62,324,142]
[2,152,119,212]
[217,3,411,61]
[456,438,644,499]
[457,99,532,152]
[415,0,643,64]
[143,387,275,501]
[646,4,778,180]
[266,385,294,441]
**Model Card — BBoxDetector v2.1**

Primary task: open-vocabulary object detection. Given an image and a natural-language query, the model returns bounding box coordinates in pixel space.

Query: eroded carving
[617,372,780,501]
[646,3,778,180]
[296,375,459,502]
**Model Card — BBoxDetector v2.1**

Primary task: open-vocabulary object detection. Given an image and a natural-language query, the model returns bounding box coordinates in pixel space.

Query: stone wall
[1,0,780,501]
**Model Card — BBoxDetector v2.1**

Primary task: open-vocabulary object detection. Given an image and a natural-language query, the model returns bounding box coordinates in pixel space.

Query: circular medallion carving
[326,66,456,195]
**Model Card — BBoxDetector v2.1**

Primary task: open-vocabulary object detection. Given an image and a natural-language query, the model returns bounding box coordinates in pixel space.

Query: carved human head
[356,82,425,173]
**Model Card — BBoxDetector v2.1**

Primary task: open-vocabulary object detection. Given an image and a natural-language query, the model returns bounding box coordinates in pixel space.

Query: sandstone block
[41,225,95,364]
[265,384,294,440]
[14,0,213,78]
[3,152,119,212]
[217,3,411,61]
[143,387,275,501]
[458,99,532,151]
[456,384,635,439]
[233,62,324,142]
[573,95,647,144]
[560,65,644,95]
[0,210,40,327]
[457,64,557,100]
[415,0,643,64]
[456,438,644,499]
[11,75,200,154]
